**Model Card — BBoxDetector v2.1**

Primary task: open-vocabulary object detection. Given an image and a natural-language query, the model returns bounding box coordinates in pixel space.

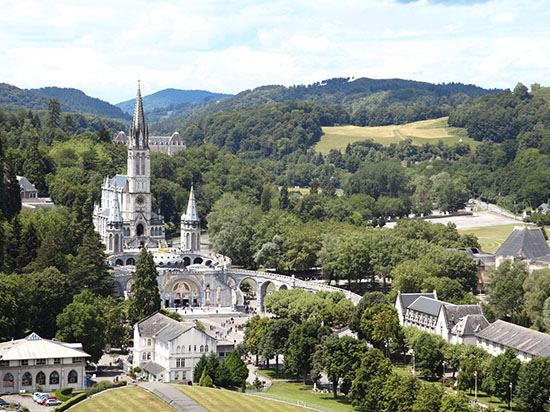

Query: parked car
[0,399,8,406]
[33,392,48,402]
[38,396,56,405]
[44,398,62,406]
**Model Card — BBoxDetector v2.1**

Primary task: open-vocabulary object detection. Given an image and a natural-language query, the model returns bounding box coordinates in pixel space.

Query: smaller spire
[129,80,148,149]
[182,186,199,221]
[110,195,123,224]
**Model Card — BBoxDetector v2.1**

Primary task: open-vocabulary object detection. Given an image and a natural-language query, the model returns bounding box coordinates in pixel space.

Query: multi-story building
[0,333,90,394]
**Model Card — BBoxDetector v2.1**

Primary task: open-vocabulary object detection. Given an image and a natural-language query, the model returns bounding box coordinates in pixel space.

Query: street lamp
[474,371,478,403]
[510,382,513,412]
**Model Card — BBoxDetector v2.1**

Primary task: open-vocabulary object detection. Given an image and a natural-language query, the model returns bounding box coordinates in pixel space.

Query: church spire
[129,80,148,149]
[183,185,199,222]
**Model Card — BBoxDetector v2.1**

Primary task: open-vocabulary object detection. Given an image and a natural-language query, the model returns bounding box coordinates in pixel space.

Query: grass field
[458,224,534,253]
[255,381,354,412]
[315,117,478,154]
[71,386,174,412]
[177,385,314,412]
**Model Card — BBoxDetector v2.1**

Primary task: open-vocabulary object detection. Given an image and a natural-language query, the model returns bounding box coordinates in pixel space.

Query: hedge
[55,392,87,412]
[55,387,73,402]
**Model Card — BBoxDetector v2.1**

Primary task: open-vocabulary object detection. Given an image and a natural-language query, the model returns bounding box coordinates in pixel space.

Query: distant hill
[115,88,232,114]
[37,87,129,120]
[150,77,500,133]
[0,83,130,120]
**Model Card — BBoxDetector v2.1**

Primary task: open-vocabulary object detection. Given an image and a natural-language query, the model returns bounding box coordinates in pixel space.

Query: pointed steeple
[110,195,123,224]
[128,80,148,149]
[182,186,199,222]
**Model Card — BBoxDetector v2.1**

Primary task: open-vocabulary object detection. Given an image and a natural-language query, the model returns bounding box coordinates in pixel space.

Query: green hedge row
[55,392,87,412]
[54,387,73,402]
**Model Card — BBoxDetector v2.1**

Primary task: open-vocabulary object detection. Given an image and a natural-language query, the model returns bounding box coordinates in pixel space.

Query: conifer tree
[129,248,161,323]
[70,228,112,296]
[279,183,289,210]
[16,220,39,270]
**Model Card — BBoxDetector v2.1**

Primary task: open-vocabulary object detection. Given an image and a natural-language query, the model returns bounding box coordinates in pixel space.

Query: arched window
[205,345,208,352]
[141,155,145,175]
[147,338,151,346]
[126,258,135,266]
[200,345,204,352]
[194,345,196,352]
[115,259,123,266]
[49,371,59,385]
[36,371,46,385]
[191,233,196,250]
[2,373,14,388]
[137,223,144,236]
[114,234,119,253]
[147,352,151,360]
[22,372,32,386]
[142,352,147,360]
[186,233,190,249]
[189,345,191,352]
[136,157,140,175]
[176,345,180,354]
[68,370,78,384]
[109,234,113,251]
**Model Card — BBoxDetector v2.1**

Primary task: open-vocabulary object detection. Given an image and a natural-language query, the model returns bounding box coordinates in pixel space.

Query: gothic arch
[36,371,46,385]
[68,370,78,384]
[278,284,289,291]
[137,223,144,236]
[2,373,14,390]
[49,371,59,385]
[22,372,32,387]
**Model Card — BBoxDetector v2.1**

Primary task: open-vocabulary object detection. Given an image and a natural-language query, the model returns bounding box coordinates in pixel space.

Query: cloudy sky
[1,0,549,103]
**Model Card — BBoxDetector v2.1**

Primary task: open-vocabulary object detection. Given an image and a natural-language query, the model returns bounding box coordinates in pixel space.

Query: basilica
[92,83,200,253]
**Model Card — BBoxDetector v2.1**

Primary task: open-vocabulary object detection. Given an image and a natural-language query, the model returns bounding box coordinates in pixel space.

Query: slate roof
[181,186,199,222]
[137,312,194,343]
[16,176,37,192]
[451,314,489,337]
[476,320,550,357]
[142,361,165,375]
[443,304,484,329]
[496,226,550,260]
[0,333,90,361]
[109,175,127,189]
[398,292,437,311]
[408,296,445,317]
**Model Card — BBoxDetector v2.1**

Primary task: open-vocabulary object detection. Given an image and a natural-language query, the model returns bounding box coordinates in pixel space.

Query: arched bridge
[112,267,362,311]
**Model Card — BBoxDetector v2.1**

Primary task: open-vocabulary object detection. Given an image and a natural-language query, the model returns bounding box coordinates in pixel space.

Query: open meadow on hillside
[70,386,174,412]
[177,385,318,412]
[316,117,477,154]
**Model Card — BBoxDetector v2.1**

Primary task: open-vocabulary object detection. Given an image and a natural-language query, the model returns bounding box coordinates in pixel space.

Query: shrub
[85,380,112,396]
[55,387,73,402]
[55,392,87,412]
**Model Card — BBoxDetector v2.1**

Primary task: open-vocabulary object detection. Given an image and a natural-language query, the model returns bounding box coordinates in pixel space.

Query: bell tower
[125,81,153,246]
[181,186,201,252]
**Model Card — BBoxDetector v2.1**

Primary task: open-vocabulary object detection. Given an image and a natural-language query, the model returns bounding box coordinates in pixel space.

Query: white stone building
[133,313,219,382]
[476,319,550,361]
[93,83,165,252]
[0,333,90,395]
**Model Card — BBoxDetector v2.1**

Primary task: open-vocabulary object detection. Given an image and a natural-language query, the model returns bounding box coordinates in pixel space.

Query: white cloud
[0,0,549,102]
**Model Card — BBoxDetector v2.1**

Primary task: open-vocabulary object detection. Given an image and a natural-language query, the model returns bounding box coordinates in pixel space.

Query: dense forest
[0,83,129,119]
[150,77,498,133]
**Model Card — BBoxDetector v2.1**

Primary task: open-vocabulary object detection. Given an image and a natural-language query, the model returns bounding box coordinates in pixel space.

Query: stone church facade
[93,83,198,254]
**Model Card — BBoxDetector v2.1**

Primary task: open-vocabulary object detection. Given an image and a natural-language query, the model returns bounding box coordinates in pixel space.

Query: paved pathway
[138,382,206,412]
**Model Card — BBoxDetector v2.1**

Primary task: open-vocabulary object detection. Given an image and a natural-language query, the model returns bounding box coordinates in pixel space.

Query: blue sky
[1,0,549,103]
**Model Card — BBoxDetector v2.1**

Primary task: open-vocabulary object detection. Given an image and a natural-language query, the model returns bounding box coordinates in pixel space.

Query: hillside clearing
[316,117,477,154]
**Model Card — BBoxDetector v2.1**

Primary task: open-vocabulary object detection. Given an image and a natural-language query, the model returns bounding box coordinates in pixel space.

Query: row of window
[174,344,209,354]
[1,358,81,367]
[2,370,78,387]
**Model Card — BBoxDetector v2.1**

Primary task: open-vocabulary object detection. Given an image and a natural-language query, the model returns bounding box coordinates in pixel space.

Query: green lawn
[177,385,313,412]
[457,224,535,253]
[256,381,354,412]
[315,117,477,154]
[71,386,174,412]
